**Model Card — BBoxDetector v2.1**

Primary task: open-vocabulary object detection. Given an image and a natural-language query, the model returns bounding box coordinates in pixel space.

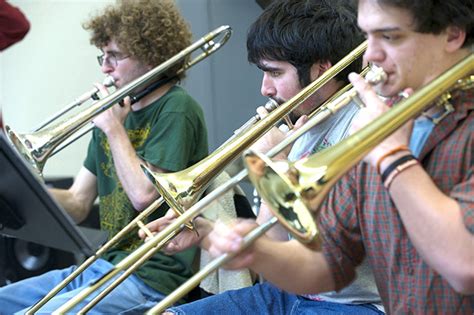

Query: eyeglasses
[97,52,129,67]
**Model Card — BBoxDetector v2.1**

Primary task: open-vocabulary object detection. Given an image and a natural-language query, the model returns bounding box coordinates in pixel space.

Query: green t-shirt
[83,85,208,297]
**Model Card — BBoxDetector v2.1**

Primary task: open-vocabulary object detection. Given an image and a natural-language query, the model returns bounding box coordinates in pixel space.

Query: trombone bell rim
[244,151,319,244]
[5,126,44,176]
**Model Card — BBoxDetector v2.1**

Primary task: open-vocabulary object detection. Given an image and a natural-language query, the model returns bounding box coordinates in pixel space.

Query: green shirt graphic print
[83,85,208,297]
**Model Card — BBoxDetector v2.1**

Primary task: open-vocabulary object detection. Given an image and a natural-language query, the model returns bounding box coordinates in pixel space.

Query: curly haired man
[0,0,208,313]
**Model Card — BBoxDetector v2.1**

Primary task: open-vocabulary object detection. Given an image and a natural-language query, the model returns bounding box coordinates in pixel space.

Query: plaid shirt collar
[420,88,474,160]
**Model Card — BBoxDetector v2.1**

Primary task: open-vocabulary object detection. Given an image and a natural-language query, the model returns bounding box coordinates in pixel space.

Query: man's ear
[445,26,466,52]
[318,60,332,72]
[309,60,332,81]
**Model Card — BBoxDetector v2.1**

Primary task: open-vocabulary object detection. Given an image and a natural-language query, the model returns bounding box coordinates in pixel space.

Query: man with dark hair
[207,0,474,313]
[145,0,384,313]
[0,0,208,313]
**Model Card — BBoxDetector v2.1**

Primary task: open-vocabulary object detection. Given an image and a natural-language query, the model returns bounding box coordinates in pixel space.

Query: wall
[0,0,264,193]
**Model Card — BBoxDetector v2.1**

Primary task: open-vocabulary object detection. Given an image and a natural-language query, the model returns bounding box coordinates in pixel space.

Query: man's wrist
[194,216,213,247]
[376,145,411,174]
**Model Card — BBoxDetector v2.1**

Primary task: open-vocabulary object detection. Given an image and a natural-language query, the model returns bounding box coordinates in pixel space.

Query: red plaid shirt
[319,88,474,313]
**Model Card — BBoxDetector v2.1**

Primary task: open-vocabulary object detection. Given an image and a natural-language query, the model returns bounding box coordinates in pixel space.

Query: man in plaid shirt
[206,0,474,313]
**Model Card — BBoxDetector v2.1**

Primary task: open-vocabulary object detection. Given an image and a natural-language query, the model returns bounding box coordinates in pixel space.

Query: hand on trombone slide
[139,208,212,255]
[348,72,414,169]
[92,82,132,135]
[207,218,262,270]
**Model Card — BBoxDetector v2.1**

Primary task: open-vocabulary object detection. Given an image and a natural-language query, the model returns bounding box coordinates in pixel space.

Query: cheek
[280,84,300,100]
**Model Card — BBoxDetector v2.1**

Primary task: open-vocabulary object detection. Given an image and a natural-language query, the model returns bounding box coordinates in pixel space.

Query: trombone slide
[146,217,279,314]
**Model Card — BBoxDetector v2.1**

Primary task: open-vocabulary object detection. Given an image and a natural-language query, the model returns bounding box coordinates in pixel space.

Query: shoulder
[159,86,204,116]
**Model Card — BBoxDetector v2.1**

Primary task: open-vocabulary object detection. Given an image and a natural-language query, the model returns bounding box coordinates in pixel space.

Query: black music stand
[0,133,107,256]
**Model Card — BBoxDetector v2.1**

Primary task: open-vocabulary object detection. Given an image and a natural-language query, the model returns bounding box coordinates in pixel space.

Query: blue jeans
[0,258,164,314]
[168,282,384,315]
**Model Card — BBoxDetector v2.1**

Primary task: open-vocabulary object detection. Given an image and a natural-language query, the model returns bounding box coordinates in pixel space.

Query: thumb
[256,106,270,119]
[165,209,178,220]
[122,96,132,109]
[348,72,380,108]
[94,83,110,98]
[293,115,308,130]
[287,115,308,137]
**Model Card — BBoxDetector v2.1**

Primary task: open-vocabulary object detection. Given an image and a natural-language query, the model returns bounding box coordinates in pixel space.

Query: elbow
[447,264,474,295]
[451,276,474,295]
[130,190,159,211]
[71,204,92,224]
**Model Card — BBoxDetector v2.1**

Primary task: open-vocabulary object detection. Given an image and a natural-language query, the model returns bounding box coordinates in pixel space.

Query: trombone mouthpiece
[103,76,115,87]
[263,98,279,111]
[365,65,387,86]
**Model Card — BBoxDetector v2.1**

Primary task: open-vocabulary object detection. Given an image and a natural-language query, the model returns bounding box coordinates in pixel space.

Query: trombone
[148,53,473,315]
[144,64,385,313]
[32,75,115,133]
[247,53,473,228]
[6,25,233,177]
[23,25,232,315]
[51,41,369,314]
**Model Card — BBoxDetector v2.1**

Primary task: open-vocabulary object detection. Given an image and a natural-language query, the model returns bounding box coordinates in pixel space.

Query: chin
[377,81,401,98]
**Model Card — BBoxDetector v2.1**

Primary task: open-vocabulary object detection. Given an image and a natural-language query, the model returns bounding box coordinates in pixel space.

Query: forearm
[105,126,159,210]
[256,202,290,241]
[388,166,474,293]
[250,238,335,294]
[49,188,91,223]
[196,217,215,250]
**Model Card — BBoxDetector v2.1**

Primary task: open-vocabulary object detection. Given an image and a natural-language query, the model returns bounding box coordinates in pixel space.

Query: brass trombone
[144,64,385,314]
[247,54,473,230]
[23,25,232,315]
[52,41,369,314]
[147,53,473,315]
[6,25,233,177]
[32,76,115,133]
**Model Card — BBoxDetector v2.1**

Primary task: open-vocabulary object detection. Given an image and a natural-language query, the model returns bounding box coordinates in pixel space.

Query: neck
[131,82,174,111]
[317,80,345,106]
[416,49,471,116]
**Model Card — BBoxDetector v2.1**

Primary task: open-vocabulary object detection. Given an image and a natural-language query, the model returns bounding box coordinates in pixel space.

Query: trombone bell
[5,126,47,176]
[141,165,200,230]
[245,152,319,244]
[246,54,474,239]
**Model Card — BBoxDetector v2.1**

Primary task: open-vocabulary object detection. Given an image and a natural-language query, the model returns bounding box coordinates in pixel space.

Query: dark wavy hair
[83,0,192,80]
[359,0,474,47]
[247,0,364,87]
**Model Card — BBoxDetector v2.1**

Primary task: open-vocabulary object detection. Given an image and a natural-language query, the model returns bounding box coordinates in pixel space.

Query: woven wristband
[376,145,410,174]
[381,155,418,189]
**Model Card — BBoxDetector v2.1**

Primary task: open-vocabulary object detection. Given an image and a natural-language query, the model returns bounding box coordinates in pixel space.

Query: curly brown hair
[83,0,192,80]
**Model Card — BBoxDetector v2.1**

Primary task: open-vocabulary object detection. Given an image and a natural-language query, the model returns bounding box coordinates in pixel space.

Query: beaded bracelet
[381,155,418,189]
[376,145,410,174]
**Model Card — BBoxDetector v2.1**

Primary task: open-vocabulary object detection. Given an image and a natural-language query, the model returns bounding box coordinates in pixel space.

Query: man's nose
[101,62,114,74]
[364,37,385,65]
[260,75,276,97]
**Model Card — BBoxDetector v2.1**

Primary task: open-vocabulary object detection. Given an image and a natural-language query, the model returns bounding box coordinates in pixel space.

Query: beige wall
[0,0,114,177]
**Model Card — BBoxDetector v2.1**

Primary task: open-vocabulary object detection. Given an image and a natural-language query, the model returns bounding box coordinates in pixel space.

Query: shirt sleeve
[458,175,474,234]
[452,149,474,234]
[0,0,30,50]
[83,129,99,175]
